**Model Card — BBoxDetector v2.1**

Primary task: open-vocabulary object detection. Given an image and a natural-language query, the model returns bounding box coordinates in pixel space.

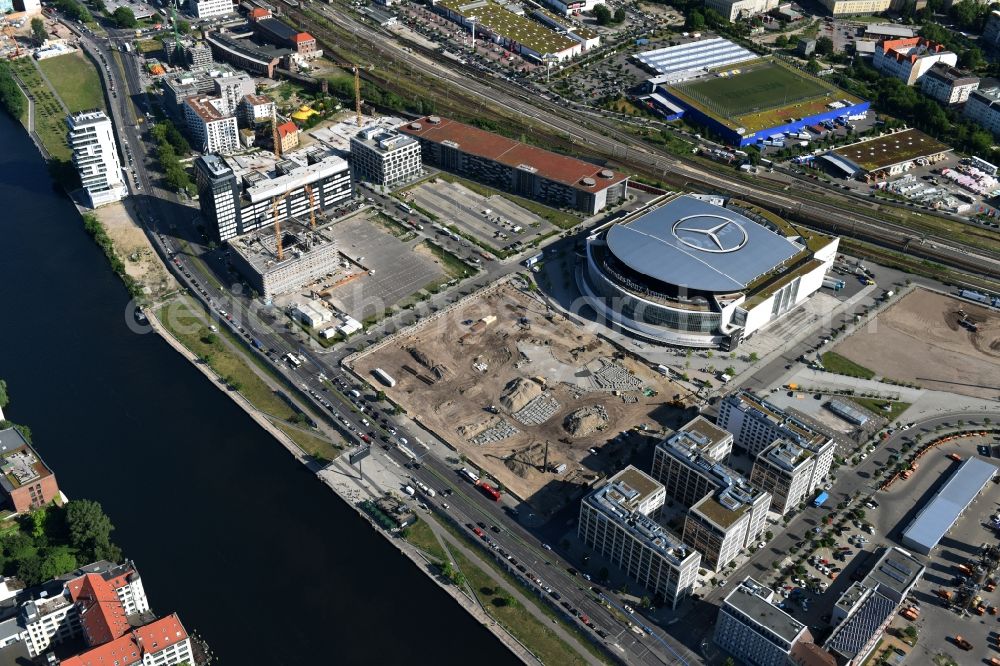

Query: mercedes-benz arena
[580,195,839,349]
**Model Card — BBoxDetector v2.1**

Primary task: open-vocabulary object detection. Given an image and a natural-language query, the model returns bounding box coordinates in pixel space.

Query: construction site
[352,280,692,514]
[833,288,1000,400]
[229,216,343,299]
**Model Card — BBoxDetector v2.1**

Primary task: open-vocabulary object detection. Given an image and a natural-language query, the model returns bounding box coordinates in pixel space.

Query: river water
[0,114,514,664]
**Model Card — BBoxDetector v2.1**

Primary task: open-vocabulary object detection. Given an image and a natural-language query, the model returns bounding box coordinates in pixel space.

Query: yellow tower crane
[304,184,317,229]
[272,106,282,158]
[271,192,291,261]
[329,63,364,127]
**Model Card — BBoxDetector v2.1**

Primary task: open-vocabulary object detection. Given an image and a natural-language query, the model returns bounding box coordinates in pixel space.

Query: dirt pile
[563,406,609,437]
[504,443,546,479]
[499,377,543,413]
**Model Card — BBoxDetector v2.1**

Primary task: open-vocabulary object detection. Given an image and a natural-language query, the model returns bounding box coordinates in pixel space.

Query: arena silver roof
[605,195,802,293]
[636,37,756,82]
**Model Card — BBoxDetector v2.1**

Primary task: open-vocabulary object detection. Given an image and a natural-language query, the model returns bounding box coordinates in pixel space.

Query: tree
[112,6,138,28]
[0,379,7,409]
[39,546,77,582]
[599,566,610,581]
[30,18,47,45]
[613,6,625,22]
[903,625,918,640]
[593,4,612,25]
[65,499,119,562]
[961,45,985,70]
[774,34,788,48]
[815,36,834,56]
[806,58,823,74]
[748,352,759,363]
[177,19,191,34]
[686,9,705,30]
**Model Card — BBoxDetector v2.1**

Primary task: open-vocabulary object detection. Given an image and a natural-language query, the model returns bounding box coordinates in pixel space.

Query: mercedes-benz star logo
[672,215,749,254]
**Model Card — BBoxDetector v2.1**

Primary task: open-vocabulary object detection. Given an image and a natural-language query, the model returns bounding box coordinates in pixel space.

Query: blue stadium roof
[902,457,998,554]
[605,195,802,293]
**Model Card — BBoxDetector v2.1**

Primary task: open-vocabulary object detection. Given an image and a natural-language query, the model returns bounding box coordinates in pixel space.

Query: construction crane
[272,106,282,158]
[3,21,21,60]
[329,63,364,127]
[304,184,317,229]
[271,192,291,262]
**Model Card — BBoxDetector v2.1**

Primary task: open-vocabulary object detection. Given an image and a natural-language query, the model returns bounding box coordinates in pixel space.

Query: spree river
[0,115,515,665]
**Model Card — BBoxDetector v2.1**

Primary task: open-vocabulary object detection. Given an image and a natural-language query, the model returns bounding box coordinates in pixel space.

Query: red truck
[478,482,501,501]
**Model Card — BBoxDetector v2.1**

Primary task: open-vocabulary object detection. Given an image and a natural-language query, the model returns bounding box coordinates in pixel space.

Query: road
[64,18,698,666]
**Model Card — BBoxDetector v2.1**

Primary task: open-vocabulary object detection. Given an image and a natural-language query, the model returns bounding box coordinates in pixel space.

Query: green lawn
[849,398,911,424]
[156,296,342,461]
[403,518,448,563]
[821,351,876,380]
[137,38,163,54]
[677,60,828,118]
[38,52,105,113]
[448,546,591,666]
[9,58,72,161]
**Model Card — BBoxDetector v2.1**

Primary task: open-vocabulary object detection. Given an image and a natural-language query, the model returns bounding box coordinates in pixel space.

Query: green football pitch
[676,62,831,118]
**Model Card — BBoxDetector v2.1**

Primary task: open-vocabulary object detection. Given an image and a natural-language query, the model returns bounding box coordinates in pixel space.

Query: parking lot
[321,212,454,322]
[405,178,557,255]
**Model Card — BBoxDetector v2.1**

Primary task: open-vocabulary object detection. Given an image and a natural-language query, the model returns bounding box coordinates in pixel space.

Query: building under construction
[228,217,341,298]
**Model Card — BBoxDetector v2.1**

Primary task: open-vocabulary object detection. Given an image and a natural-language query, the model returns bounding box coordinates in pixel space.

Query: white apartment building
[752,436,837,515]
[238,94,275,126]
[819,0,890,15]
[184,95,240,154]
[874,37,957,85]
[715,578,815,666]
[350,126,423,189]
[704,0,778,22]
[964,87,1000,137]
[919,63,979,105]
[213,74,256,115]
[66,110,127,208]
[650,422,771,571]
[578,466,700,608]
[193,0,233,18]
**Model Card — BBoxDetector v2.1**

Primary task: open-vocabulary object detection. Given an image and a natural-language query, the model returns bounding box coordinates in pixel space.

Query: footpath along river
[0,113,516,664]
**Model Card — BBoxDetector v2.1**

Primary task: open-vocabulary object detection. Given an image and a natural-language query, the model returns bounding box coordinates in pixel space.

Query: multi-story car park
[580,195,839,349]
[714,577,822,666]
[650,420,771,571]
[399,115,628,215]
[194,149,353,242]
[578,466,700,609]
[751,435,836,515]
[66,110,128,208]
[349,126,423,189]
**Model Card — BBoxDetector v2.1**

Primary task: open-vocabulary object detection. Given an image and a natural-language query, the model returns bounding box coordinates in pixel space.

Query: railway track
[288,3,1000,285]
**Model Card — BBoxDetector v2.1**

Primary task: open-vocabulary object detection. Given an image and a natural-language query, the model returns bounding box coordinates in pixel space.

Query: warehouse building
[635,38,757,84]
[350,126,423,189]
[433,0,581,62]
[578,466,700,608]
[253,17,319,57]
[530,8,600,51]
[580,195,839,349]
[400,115,628,215]
[823,128,953,179]
[901,457,998,554]
[206,31,282,77]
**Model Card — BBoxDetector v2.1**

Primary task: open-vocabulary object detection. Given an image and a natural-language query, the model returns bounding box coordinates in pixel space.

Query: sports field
[669,59,858,132]
[676,60,828,117]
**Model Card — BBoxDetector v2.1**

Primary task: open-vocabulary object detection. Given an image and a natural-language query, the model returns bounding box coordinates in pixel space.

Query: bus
[477,482,501,501]
[460,467,479,483]
[398,203,414,215]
